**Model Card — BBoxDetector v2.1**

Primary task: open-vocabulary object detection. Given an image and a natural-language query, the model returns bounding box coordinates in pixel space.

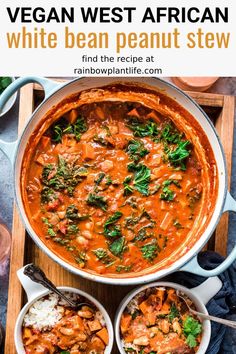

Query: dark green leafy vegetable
[160,179,181,201]
[166,140,191,170]
[41,156,88,197]
[188,187,202,209]
[42,218,52,227]
[173,219,183,229]
[93,248,114,265]
[105,175,113,185]
[123,175,134,196]
[127,118,159,138]
[41,187,58,204]
[163,179,181,188]
[134,225,154,242]
[95,172,105,185]
[51,116,87,143]
[109,237,125,256]
[160,123,183,144]
[93,135,112,147]
[67,224,79,235]
[47,228,56,237]
[66,205,79,220]
[75,251,87,266]
[86,193,108,211]
[160,186,174,201]
[183,316,202,348]
[127,163,151,196]
[126,140,149,162]
[0,77,12,95]
[133,164,151,196]
[141,241,159,261]
[104,211,123,238]
[116,264,132,273]
[73,116,88,140]
[168,304,180,321]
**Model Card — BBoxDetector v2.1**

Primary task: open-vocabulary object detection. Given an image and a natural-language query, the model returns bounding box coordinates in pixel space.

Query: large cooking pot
[0,76,236,285]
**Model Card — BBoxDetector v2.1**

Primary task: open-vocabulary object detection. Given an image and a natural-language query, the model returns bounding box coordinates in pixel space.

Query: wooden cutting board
[4,81,235,354]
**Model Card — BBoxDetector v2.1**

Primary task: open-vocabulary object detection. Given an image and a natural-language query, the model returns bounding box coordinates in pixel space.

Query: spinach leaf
[86,193,108,211]
[109,237,125,256]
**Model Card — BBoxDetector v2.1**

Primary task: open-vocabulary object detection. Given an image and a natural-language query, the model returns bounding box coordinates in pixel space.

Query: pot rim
[14,285,114,354]
[114,280,211,354]
[13,77,228,285]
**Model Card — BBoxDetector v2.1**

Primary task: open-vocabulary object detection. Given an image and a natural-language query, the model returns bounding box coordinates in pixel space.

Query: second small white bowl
[115,277,222,354]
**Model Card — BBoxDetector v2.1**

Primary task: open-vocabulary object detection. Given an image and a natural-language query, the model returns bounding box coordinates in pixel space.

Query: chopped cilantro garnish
[183,316,202,348]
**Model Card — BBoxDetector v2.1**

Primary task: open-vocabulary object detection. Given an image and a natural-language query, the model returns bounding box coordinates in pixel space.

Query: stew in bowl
[119,286,203,354]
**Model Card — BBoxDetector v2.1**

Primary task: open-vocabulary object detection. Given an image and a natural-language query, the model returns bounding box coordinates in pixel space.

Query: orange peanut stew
[24,99,216,275]
[22,294,109,354]
[120,287,202,354]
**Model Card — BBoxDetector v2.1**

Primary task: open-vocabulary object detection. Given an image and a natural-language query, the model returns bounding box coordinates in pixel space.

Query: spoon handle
[23,264,77,307]
[191,309,236,329]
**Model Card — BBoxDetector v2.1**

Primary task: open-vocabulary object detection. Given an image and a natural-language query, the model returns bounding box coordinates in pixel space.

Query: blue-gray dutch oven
[0,76,235,285]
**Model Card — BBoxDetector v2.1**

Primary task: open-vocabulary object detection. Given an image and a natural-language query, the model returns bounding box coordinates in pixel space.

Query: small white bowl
[14,266,114,354]
[115,277,222,354]
[0,77,17,117]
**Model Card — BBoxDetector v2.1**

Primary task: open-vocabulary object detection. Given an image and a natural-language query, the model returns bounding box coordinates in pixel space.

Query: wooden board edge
[215,95,235,255]
[5,84,34,354]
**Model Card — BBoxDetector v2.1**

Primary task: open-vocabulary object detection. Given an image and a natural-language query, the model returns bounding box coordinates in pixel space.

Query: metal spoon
[24,264,92,310]
[177,290,236,329]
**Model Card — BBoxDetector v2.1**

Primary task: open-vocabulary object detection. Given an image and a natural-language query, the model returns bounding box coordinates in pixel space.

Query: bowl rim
[14,285,114,354]
[114,281,211,354]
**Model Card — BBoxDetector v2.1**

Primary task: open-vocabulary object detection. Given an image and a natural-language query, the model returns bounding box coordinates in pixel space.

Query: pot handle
[191,276,222,305]
[0,76,62,164]
[17,264,46,302]
[0,76,62,115]
[0,140,17,166]
[180,191,236,277]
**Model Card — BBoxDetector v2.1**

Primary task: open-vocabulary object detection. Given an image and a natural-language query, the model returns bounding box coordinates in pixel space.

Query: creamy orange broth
[21,84,218,277]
